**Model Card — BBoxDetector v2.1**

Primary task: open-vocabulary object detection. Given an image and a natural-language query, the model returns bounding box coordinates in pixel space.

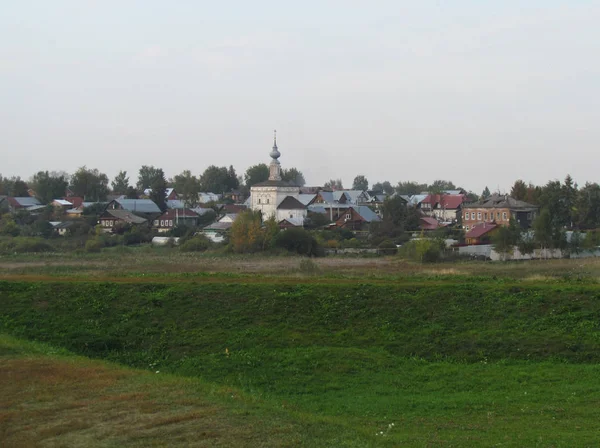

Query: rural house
[333,206,381,230]
[98,209,147,231]
[420,194,466,223]
[153,209,200,232]
[464,222,499,245]
[462,194,538,230]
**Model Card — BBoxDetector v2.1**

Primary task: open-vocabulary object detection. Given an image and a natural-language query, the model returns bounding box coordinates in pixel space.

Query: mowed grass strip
[0,335,377,448]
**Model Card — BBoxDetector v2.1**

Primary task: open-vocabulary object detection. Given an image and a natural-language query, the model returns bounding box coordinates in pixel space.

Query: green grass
[3,276,600,446]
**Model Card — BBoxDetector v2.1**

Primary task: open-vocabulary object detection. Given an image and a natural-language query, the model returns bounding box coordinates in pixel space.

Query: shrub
[179,235,211,252]
[378,239,397,255]
[398,238,445,263]
[274,227,321,256]
[85,239,104,253]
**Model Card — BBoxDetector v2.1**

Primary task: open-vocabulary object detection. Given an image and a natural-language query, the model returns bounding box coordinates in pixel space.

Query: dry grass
[0,347,306,447]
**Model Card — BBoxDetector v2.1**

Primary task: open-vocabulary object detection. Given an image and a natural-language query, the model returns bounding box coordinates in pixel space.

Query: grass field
[2,255,600,446]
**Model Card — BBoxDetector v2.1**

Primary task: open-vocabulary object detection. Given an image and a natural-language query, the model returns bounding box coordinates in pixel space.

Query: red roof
[422,194,465,210]
[420,216,440,230]
[465,223,498,239]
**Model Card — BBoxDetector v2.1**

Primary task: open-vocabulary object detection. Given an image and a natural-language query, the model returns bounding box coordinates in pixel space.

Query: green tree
[510,180,528,201]
[323,179,343,191]
[148,169,168,212]
[70,166,109,201]
[429,180,456,192]
[395,181,427,195]
[481,186,491,200]
[30,171,69,204]
[281,168,306,187]
[137,165,164,191]
[492,219,520,261]
[172,170,201,206]
[0,176,29,196]
[111,171,130,195]
[226,165,240,191]
[371,181,394,195]
[533,208,567,256]
[244,164,269,188]
[575,182,600,229]
[352,175,369,191]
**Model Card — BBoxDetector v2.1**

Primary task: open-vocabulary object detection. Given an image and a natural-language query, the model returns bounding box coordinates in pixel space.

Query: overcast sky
[1,1,599,193]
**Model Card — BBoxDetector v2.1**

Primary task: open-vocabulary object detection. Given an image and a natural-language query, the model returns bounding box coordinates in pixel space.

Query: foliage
[352,175,369,190]
[200,165,238,194]
[71,166,109,201]
[228,210,265,253]
[0,175,29,196]
[179,235,211,252]
[510,179,528,201]
[0,237,55,253]
[323,178,343,190]
[481,186,491,199]
[395,181,427,195]
[30,171,69,204]
[136,165,164,191]
[243,164,269,188]
[85,238,104,253]
[304,211,331,229]
[0,216,20,236]
[274,227,321,256]
[281,168,306,187]
[377,239,397,255]
[492,219,521,260]
[428,179,456,192]
[533,208,567,253]
[372,196,420,238]
[371,181,394,195]
[398,236,446,262]
[111,171,130,195]
[172,170,201,206]
[147,169,168,213]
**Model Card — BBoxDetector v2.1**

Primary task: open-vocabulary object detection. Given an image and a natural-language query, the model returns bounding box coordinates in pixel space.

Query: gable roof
[102,209,147,224]
[298,194,317,206]
[421,194,466,210]
[465,222,499,239]
[420,216,440,230]
[158,209,199,219]
[350,206,381,222]
[464,194,538,211]
[8,197,42,208]
[109,198,161,214]
[315,191,335,203]
[277,196,307,210]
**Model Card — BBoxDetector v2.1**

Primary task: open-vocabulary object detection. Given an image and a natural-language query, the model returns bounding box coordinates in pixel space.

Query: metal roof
[464,194,538,211]
[103,209,148,224]
[277,196,306,210]
[9,197,42,207]
[297,194,317,206]
[113,199,161,214]
[350,206,381,222]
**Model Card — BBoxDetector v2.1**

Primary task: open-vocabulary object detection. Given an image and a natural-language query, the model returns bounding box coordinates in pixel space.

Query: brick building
[462,194,538,231]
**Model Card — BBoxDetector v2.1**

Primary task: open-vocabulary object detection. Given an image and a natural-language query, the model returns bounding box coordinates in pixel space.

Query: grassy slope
[3,276,600,446]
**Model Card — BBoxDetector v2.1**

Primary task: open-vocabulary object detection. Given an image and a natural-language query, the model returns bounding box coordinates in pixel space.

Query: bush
[378,239,397,255]
[0,237,55,253]
[274,227,321,256]
[179,235,211,252]
[398,238,445,263]
[298,258,320,275]
[85,239,104,253]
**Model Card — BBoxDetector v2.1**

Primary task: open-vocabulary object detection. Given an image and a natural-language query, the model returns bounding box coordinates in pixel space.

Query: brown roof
[158,209,199,220]
[277,196,307,210]
[465,222,498,239]
[421,194,466,210]
[464,194,538,211]
[101,209,147,224]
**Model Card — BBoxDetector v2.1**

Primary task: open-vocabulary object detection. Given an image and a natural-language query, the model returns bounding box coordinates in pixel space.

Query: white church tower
[250,131,306,226]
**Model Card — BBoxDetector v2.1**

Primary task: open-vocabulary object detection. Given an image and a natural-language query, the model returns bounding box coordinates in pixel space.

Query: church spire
[268,129,282,181]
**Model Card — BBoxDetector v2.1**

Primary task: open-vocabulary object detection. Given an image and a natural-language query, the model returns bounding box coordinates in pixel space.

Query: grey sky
[1,1,598,193]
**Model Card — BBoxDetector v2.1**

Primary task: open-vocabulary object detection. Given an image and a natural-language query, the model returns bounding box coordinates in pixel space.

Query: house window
[477,212,482,220]
[471,212,475,220]
[169,220,173,226]
[153,220,158,226]
[497,212,500,219]
[345,213,351,219]
[503,212,507,220]
[266,198,270,204]
[465,225,469,231]
[109,220,114,226]
[258,198,261,204]
[290,214,293,219]
[484,213,487,220]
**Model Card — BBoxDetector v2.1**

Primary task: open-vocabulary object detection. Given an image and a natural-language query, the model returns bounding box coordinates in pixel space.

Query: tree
[0,176,29,196]
[352,175,369,191]
[30,171,69,204]
[226,165,240,191]
[371,181,394,195]
[510,180,528,201]
[137,165,165,191]
[70,166,109,201]
[229,210,264,253]
[172,170,201,206]
[281,168,306,187]
[199,166,233,194]
[148,169,168,212]
[575,182,600,229]
[428,180,456,192]
[481,186,491,200]
[395,181,427,195]
[244,164,269,188]
[492,219,520,261]
[111,171,130,195]
[274,227,320,256]
[533,208,567,256]
[323,179,343,191]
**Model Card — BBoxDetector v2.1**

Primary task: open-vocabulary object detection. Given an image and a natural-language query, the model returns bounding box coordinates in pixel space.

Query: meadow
[2,253,600,446]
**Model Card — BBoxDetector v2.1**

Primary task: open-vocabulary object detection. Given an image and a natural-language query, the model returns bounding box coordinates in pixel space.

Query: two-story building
[462,194,538,231]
